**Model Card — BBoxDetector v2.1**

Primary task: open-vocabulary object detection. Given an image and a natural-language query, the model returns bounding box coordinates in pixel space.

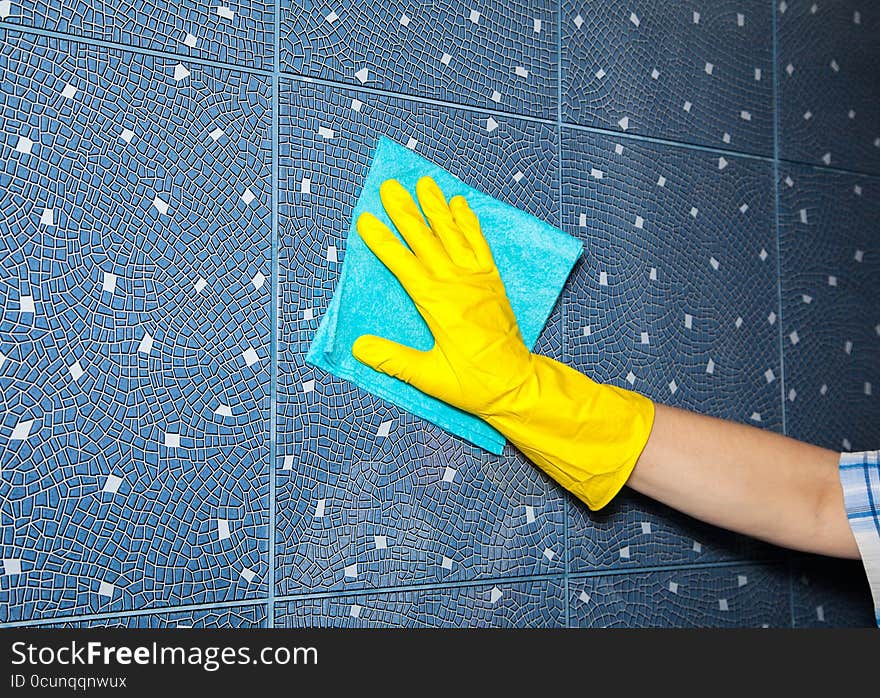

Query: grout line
[0,600,270,629]
[563,121,880,178]
[279,69,558,126]
[278,69,880,178]
[771,6,787,447]
[556,0,570,631]
[278,558,779,601]
[274,558,788,602]
[568,557,788,581]
[2,557,794,628]
[274,558,782,603]
[775,158,880,179]
[562,120,776,163]
[276,574,567,604]
[771,0,795,629]
[280,67,862,178]
[0,21,272,76]
[267,0,282,630]
[3,21,880,180]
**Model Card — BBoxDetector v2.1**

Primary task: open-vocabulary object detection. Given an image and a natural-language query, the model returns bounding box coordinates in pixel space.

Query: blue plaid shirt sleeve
[838,450,880,627]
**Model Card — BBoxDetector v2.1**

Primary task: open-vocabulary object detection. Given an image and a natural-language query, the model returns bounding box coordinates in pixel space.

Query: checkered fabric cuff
[839,450,880,627]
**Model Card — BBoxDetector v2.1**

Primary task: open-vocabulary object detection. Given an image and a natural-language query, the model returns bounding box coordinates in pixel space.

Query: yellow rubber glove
[352,176,655,510]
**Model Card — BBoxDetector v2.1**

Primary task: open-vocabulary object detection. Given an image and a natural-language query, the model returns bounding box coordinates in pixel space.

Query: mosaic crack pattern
[563,1,774,155]
[566,489,779,573]
[0,0,877,628]
[277,579,565,628]
[561,129,785,573]
[561,131,781,428]
[4,1,274,70]
[0,33,271,623]
[778,0,880,173]
[570,564,790,627]
[779,165,880,453]
[277,80,563,594]
[280,1,557,119]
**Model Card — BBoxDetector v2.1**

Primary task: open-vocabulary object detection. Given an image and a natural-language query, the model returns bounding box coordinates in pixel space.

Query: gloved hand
[352,176,655,510]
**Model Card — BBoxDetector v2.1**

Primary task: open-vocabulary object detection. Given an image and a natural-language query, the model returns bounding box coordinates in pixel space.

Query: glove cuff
[484,355,656,510]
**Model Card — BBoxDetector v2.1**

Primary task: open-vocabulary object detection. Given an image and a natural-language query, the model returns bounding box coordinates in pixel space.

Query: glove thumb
[352,334,430,387]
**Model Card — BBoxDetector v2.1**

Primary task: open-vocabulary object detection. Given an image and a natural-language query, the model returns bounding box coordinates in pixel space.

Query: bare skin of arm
[627,403,859,559]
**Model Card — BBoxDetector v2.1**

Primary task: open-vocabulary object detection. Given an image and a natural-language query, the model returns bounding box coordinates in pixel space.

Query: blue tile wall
[570,564,790,627]
[5,2,274,69]
[778,1,880,173]
[0,31,271,624]
[779,164,880,453]
[561,131,781,429]
[1,1,877,627]
[562,1,774,156]
[281,1,557,119]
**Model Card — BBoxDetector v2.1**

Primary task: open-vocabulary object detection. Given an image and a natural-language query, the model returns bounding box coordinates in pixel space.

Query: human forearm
[627,403,858,559]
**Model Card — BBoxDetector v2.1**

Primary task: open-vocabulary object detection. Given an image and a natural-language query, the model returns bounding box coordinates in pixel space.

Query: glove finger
[449,195,495,268]
[356,212,425,288]
[352,334,432,389]
[379,179,448,266]
[416,176,475,267]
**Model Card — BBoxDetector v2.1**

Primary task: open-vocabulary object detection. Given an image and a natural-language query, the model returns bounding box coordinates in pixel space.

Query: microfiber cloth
[306,136,583,455]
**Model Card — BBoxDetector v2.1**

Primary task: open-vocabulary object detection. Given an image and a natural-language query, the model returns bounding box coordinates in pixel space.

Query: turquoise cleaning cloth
[306,136,583,455]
